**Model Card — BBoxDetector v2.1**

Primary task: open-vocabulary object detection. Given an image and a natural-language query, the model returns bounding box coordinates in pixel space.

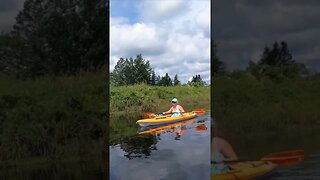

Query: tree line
[0,0,308,83]
[0,0,108,79]
[110,54,207,87]
[213,40,309,82]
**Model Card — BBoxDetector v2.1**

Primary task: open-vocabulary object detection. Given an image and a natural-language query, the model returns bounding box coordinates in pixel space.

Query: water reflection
[110,115,211,180]
[211,118,318,179]
[119,134,158,159]
[115,118,209,160]
[138,119,207,136]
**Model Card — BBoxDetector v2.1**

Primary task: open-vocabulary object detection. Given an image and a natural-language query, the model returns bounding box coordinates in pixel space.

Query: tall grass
[0,72,107,162]
[109,85,211,143]
[212,75,320,138]
[0,72,210,163]
[110,85,211,116]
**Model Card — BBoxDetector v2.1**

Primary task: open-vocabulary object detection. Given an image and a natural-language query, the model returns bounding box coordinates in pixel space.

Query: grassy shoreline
[110,85,211,117]
[0,72,107,162]
[0,72,210,164]
[109,85,211,143]
[212,76,320,137]
[3,71,319,164]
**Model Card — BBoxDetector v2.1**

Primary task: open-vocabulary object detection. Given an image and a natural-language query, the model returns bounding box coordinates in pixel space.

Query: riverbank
[212,75,320,138]
[110,85,210,115]
[0,71,107,162]
[0,71,211,163]
[109,85,211,143]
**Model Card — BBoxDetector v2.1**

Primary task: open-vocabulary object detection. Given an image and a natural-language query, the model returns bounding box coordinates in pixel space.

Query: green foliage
[0,0,108,78]
[0,71,107,160]
[111,54,153,86]
[212,75,320,137]
[150,70,156,85]
[158,73,173,86]
[173,74,180,86]
[110,85,210,115]
[212,41,225,76]
[247,41,308,82]
[109,84,210,144]
[187,74,206,87]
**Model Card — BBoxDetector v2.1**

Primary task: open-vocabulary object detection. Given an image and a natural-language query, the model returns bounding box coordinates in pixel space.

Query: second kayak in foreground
[211,161,277,180]
[136,112,197,127]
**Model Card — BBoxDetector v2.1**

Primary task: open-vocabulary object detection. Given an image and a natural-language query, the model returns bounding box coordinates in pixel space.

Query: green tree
[192,74,202,82]
[158,73,173,86]
[173,74,180,86]
[248,41,308,81]
[0,34,27,78]
[155,75,161,85]
[111,54,153,86]
[2,0,108,78]
[188,74,206,87]
[134,54,152,84]
[150,70,156,85]
[259,42,295,66]
[212,41,225,76]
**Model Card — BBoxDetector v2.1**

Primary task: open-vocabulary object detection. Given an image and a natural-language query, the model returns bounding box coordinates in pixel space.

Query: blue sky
[110,0,139,24]
[110,0,211,84]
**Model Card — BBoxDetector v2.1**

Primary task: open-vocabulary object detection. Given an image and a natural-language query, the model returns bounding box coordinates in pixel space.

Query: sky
[213,0,320,73]
[110,0,211,84]
[0,0,24,32]
[3,1,319,77]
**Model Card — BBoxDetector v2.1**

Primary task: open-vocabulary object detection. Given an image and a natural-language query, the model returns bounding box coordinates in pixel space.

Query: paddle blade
[193,109,206,114]
[261,150,305,166]
[195,124,207,131]
[143,112,155,118]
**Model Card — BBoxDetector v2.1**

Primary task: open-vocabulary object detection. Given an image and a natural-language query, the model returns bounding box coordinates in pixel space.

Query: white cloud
[110,0,210,84]
[110,21,167,57]
[195,3,210,34]
[138,0,187,22]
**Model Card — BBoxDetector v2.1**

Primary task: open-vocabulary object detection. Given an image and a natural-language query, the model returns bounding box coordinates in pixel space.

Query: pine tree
[173,74,180,86]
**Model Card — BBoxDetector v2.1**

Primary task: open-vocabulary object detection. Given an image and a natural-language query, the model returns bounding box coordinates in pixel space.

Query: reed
[212,75,320,138]
[0,71,107,161]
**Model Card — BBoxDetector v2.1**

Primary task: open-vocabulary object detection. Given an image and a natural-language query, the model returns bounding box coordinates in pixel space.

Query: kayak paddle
[213,150,305,167]
[143,109,206,118]
[261,149,305,166]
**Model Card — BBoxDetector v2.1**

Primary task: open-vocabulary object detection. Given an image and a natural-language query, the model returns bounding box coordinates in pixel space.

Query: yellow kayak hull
[138,119,196,135]
[136,112,197,127]
[211,161,277,180]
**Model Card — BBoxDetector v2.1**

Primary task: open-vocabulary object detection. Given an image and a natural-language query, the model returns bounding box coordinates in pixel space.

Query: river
[109,113,211,180]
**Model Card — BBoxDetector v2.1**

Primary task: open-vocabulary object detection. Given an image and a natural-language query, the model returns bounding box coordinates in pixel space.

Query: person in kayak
[163,98,185,117]
[211,119,238,175]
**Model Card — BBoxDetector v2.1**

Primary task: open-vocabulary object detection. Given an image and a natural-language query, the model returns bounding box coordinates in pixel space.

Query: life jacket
[171,106,181,117]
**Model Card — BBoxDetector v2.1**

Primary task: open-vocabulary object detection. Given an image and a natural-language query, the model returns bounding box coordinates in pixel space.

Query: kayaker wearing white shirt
[163,98,185,117]
[211,120,238,175]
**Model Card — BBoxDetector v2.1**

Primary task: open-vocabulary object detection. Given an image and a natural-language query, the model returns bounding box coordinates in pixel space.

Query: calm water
[109,114,211,180]
[267,139,320,180]
[225,130,320,180]
[2,117,319,179]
